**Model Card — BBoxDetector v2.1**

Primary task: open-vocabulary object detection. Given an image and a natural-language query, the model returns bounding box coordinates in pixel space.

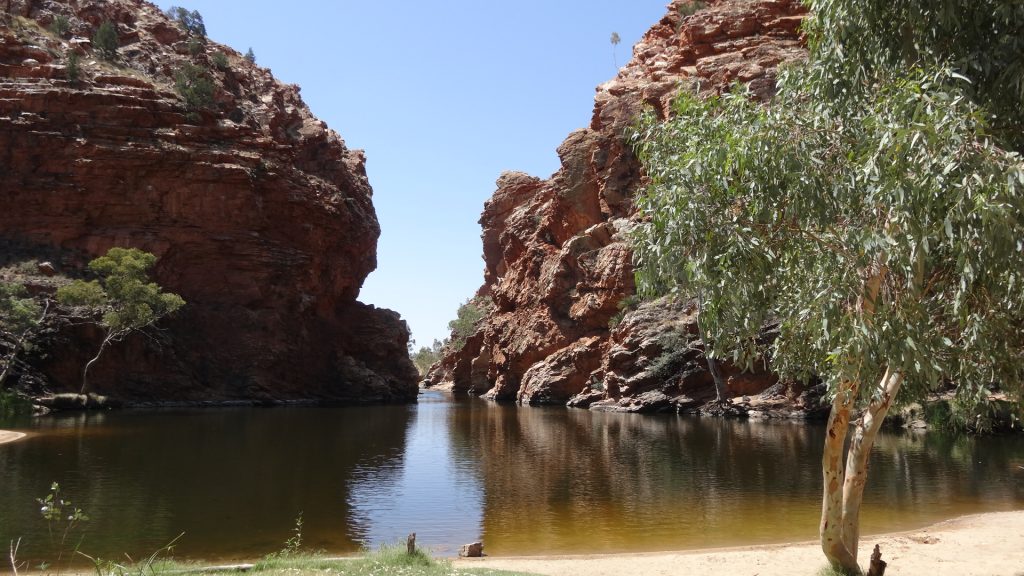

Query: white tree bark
[820,378,860,572]
[841,369,904,556]
[819,368,904,575]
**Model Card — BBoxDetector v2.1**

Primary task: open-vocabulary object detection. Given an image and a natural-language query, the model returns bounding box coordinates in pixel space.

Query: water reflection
[1,393,1021,563]
[0,404,416,562]
[347,392,483,554]
[448,399,1024,555]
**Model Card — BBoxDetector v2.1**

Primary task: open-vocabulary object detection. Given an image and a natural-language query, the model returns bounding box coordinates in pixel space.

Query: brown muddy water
[1,390,1022,564]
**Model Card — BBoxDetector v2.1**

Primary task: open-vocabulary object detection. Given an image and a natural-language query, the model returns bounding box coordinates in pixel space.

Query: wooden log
[866,544,887,576]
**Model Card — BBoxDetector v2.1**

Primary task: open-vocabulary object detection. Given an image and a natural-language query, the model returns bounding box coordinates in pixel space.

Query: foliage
[250,545,533,576]
[0,387,31,418]
[187,37,204,56]
[1,282,47,390]
[447,297,492,350]
[245,47,257,64]
[66,51,80,83]
[647,330,691,383]
[609,31,621,69]
[411,339,444,375]
[36,482,89,573]
[806,0,1024,151]
[211,51,229,70]
[0,282,42,336]
[57,248,185,393]
[631,0,1024,571]
[49,14,70,37]
[165,6,206,38]
[632,11,1024,419]
[608,294,641,329]
[263,512,304,560]
[92,21,118,61]
[676,1,708,20]
[174,63,215,115]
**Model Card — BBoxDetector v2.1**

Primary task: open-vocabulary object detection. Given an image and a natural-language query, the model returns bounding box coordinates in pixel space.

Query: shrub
[165,6,206,38]
[66,51,80,82]
[447,296,492,350]
[187,37,205,56]
[411,339,444,375]
[174,63,215,115]
[608,294,641,328]
[244,47,256,64]
[49,14,70,37]
[677,1,707,18]
[92,20,118,61]
[212,51,229,70]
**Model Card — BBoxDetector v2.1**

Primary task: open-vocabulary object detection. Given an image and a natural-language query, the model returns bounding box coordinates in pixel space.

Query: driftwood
[406,533,416,555]
[866,544,887,576]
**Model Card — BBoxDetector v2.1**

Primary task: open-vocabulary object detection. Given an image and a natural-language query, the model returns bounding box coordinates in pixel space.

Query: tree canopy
[58,248,184,393]
[630,0,1023,572]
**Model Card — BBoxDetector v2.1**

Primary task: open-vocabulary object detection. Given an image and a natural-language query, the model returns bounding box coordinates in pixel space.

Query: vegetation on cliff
[0,249,183,409]
[632,0,1024,573]
[57,248,185,394]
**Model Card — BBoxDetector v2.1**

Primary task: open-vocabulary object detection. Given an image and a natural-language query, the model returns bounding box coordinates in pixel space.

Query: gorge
[427,0,811,414]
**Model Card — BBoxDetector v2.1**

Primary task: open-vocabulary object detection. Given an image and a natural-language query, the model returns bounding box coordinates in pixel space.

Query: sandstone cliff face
[0,0,418,402]
[428,0,809,413]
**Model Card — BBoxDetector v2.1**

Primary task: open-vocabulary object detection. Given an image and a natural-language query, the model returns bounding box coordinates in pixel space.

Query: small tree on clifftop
[631,1,1024,573]
[57,248,184,394]
[92,20,118,61]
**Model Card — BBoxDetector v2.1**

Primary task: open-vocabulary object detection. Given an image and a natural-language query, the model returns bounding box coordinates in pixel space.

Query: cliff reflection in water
[1,392,1021,562]
[0,405,416,562]
[448,397,1024,555]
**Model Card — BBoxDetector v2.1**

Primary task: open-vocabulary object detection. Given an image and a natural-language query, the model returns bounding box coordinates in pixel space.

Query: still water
[1,390,1022,563]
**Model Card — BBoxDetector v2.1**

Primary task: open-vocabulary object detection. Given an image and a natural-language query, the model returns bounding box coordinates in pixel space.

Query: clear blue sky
[154,0,668,347]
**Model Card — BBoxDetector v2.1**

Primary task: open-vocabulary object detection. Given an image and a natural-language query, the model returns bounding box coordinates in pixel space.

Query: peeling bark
[820,379,860,572]
[841,370,904,555]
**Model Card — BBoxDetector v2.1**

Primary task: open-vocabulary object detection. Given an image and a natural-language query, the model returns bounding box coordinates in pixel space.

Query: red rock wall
[0,0,418,402]
[428,0,808,412]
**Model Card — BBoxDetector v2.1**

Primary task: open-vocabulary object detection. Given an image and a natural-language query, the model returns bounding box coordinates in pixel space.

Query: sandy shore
[455,510,1024,576]
[0,429,26,444]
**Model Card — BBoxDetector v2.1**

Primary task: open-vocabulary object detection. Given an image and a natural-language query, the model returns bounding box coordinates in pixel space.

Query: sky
[153,0,669,347]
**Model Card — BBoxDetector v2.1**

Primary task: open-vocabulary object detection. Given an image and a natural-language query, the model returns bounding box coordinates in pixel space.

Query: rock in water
[459,542,484,558]
[0,0,418,403]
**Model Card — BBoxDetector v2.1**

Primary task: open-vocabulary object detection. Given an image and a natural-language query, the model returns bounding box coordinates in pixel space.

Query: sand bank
[0,429,26,444]
[456,510,1024,576]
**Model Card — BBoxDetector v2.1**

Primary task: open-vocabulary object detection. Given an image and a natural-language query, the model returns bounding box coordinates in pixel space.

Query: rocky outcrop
[427,0,808,412]
[0,1,418,402]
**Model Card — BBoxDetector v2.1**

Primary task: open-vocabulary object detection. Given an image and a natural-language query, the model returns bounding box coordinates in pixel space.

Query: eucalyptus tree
[630,1,1024,573]
[0,282,48,388]
[610,32,620,69]
[57,248,185,394]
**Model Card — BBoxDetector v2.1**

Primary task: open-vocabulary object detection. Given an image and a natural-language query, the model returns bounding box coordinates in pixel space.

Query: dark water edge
[1,390,1023,565]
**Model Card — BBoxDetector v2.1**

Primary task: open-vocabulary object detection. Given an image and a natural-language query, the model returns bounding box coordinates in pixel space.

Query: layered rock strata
[0,0,418,402]
[428,0,809,413]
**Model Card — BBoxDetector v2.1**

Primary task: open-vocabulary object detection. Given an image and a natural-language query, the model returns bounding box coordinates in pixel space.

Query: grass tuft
[98,545,536,576]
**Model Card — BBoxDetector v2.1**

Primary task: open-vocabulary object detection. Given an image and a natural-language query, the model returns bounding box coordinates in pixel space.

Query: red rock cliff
[428,0,813,414]
[0,0,418,403]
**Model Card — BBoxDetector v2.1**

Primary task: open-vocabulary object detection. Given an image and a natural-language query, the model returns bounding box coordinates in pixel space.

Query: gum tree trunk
[819,368,903,575]
[820,378,860,572]
[841,370,904,555]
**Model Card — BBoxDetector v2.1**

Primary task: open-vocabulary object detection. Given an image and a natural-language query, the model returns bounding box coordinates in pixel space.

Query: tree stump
[406,533,416,555]
[866,544,887,576]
